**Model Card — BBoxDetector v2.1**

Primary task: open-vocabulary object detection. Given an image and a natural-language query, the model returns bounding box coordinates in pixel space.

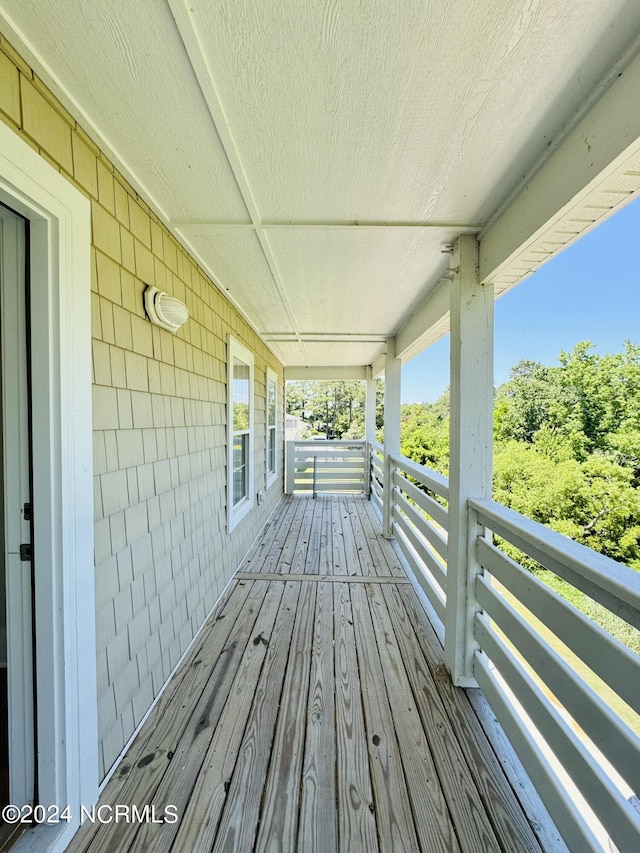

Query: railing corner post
[285,441,295,494]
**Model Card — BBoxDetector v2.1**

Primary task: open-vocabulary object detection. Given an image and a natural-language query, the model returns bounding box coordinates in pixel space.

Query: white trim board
[227,335,255,532]
[0,209,35,807]
[0,121,97,852]
[266,367,277,490]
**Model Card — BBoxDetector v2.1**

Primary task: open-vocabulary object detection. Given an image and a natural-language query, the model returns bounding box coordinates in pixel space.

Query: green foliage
[398,341,640,650]
[491,341,640,568]
[400,341,640,568]
[233,401,249,431]
[494,359,560,444]
[496,340,640,467]
[493,441,640,567]
[400,392,450,475]
[286,379,383,439]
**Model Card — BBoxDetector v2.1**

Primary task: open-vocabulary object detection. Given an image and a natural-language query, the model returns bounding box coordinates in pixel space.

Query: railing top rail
[470,497,640,620]
[389,452,449,500]
[290,438,366,445]
[369,440,383,453]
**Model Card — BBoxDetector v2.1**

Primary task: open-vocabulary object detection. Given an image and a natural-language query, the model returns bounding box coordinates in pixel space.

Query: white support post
[445,234,494,686]
[285,441,295,494]
[365,370,377,444]
[365,371,377,496]
[382,339,401,539]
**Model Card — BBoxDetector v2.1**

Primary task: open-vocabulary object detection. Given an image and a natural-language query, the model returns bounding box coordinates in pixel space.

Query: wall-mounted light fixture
[144,285,189,334]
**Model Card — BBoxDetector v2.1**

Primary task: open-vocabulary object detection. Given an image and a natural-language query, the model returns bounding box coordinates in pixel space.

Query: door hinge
[23,502,32,521]
[20,543,32,561]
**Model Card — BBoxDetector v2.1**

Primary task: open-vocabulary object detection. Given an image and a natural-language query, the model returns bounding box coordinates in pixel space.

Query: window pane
[268,426,276,474]
[268,379,276,427]
[233,433,248,505]
[233,357,250,431]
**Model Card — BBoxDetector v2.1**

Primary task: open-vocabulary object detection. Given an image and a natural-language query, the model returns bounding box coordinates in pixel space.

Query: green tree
[397,342,640,571]
[494,360,559,444]
[400,392,449,474]
[285,379,383,438]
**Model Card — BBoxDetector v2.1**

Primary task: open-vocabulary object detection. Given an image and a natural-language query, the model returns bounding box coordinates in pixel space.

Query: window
[227,336,254,530]
[266,368,278,487]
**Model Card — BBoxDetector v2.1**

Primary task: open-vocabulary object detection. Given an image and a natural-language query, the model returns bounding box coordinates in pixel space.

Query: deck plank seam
[235,572,410,584]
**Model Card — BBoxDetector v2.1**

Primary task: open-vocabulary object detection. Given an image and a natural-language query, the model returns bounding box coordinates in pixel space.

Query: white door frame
[0,208,35,807]
[0,122,97,851]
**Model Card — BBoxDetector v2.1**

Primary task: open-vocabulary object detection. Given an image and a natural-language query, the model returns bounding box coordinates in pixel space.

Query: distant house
[285,414,308,441]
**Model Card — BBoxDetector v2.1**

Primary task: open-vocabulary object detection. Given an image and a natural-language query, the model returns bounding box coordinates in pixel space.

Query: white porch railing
[368,443,640,852]
[371,441,450,625]
[285,439,368,495]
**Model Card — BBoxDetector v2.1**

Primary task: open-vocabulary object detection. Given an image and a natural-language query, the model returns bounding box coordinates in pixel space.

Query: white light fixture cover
[144,285,189,333]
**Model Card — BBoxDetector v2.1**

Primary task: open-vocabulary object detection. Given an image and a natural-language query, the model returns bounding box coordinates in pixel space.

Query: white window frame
[266,368,278,488]
[227,336,254,531]
[0,121,97,851]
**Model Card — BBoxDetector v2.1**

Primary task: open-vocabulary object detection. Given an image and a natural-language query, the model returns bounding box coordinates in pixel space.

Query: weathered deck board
[255,581,316,852]
[364,580,463,851]
[305,494,324,575]
[319,493,332,576]
[246,495,300,574]
[213,580,302,852]
[331,494,350,576]
[333,581,379,853]
[276,496,309,574]
[356,492,406,578]
[168,581,286,852]
[298,580,338,851]
[397,584,543,851]
[66,580,256,853]
[346,493,380,576]
[69,495,547,853]
[126,580,273,853]
[349,581,421,852]
[381,581,500,851]
[339,494,367,576]
[236,572,409,584]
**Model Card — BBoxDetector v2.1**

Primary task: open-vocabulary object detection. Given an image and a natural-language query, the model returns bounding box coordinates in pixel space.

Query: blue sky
[401,195,640,404]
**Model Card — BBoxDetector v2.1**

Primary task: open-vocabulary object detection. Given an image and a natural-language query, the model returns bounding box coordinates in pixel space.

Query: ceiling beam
[170,220,480,231]
[371,352,386,378]
[266,333,387,343]
[395,278,452,361]
[285,366,369,381]
[479,41,640,284]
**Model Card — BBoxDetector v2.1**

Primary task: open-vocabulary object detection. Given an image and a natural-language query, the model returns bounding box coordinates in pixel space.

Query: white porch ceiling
[2,0,640,370]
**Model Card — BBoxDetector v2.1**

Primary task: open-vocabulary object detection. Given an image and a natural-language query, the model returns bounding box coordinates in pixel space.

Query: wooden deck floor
[68,495,545,853]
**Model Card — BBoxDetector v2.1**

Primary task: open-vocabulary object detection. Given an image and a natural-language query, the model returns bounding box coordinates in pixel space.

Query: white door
[0,204,34,808]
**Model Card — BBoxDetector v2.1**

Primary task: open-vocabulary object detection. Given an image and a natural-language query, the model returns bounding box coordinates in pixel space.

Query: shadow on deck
[67,494,551,852]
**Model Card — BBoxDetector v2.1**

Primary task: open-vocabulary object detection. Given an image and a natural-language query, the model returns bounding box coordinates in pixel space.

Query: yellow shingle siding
[0,49,20,125]
[0,36,283,780]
